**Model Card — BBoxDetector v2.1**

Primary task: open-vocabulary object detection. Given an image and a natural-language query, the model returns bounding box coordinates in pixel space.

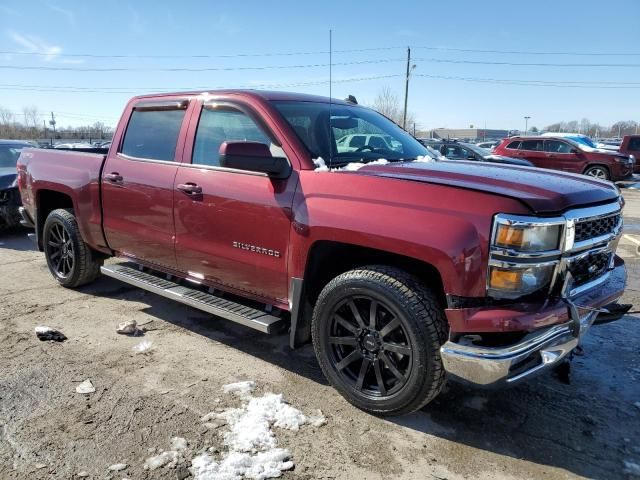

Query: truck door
[102,99,193,269]
[173,100,297,304]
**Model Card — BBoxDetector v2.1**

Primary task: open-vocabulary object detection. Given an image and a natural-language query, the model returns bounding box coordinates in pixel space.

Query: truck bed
[17,148,108,252]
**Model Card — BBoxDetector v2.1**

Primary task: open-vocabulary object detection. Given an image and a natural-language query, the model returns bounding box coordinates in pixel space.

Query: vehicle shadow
[79,274,638,480]
[0,228,36,252]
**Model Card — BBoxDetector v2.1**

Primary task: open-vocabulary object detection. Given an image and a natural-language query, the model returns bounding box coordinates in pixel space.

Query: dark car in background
[423,140,534,167]
[0,140,34,231]
[494,136,634,181]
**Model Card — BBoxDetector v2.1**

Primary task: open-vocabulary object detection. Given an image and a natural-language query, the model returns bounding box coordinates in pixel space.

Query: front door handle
[104,172,123,183]
[177,183,203,195]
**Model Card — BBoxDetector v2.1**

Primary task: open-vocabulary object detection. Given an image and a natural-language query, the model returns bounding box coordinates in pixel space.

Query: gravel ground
[0,191,639,480]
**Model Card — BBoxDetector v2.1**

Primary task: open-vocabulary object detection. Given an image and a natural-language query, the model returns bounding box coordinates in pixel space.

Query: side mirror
[467,154,476,160]
[219,142,291,179]
[570,148,579,154]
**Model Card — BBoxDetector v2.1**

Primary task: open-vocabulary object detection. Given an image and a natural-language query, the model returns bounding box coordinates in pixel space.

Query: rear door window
[544,140,573,153]
[121,108,186,161]
[520,140,544,151]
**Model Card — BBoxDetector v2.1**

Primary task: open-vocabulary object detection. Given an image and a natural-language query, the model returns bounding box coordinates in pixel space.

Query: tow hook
[593,303,632,325]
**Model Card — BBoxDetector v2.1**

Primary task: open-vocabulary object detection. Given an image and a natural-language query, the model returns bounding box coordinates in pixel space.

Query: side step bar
[100,264,284,334]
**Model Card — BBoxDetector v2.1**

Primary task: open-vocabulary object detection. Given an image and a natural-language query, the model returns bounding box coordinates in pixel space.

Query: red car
[494,136,634,181]
[618,135,640,173]
[16,91,627,415]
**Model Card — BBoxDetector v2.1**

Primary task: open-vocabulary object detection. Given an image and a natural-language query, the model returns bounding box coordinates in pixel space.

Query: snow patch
[222,381,256,398]
[624,460,640,476]
[133,340,153,354]
[192,382,325,479]
[191,449,293,480]
[143,437,188,470]
[312,157,329,172]
[107,463,128,471]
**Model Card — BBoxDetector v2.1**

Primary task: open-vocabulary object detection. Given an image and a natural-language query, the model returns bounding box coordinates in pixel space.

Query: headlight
[494,221,561,252]
[488,263,556,298]
[488,214,564,299]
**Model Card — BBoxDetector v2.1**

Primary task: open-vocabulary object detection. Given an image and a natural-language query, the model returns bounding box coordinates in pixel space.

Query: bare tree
[370,86,417,131]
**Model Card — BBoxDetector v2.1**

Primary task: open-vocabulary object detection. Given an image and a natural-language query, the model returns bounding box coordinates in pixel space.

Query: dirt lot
[1,191,639,480]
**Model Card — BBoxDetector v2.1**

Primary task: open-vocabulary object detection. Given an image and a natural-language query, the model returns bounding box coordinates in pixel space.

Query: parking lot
[0,190,639,480]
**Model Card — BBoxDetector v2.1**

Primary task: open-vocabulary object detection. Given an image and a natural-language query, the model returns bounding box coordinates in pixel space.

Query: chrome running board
[100,264,283,334]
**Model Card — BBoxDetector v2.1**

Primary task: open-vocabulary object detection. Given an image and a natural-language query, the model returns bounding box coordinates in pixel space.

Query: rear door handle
[177,183,203,195]
[104,172,123,183]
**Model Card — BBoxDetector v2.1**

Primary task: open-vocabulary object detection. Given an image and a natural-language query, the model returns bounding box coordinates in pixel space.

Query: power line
[413,46,640,56]
[414,73,640,88]
[0,74,403,95]
[416,58,640,68]
[0,46,402,59]
[1,45,638,59]
[0,58,405,72]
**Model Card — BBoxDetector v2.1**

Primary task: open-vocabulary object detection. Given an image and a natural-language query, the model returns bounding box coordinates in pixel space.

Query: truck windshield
[271,101,433,165]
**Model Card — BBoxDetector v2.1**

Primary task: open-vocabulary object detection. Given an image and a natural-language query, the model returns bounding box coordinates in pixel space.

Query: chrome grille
[574,214,620,243]
[567,251,611,286]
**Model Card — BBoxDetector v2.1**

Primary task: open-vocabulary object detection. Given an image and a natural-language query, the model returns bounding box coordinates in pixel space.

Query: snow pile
[312,157,329,172]
[133,340,153,354]
[143,437,188,470]
[339,158,389,171]
[190,381,326,480]
[313,155,435,172]
[191,449,293,480]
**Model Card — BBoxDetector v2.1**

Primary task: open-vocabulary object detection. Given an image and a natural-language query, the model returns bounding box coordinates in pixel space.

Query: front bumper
[440,260,626,387]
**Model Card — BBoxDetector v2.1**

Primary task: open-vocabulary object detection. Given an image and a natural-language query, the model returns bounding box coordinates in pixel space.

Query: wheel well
[583,164,610,174]
[292,240,446,347]
[36,190,73,250]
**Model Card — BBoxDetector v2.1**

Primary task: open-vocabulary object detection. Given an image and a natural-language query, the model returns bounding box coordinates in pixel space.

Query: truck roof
[131,89,353,105]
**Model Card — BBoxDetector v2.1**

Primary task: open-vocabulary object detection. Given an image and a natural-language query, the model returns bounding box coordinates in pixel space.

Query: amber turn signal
[495,225,524,248]
[489,267,521,291]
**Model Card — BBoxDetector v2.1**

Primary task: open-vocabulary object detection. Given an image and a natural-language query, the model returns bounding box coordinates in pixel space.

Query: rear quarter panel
[289,170,531,298]
[17,148,107,251]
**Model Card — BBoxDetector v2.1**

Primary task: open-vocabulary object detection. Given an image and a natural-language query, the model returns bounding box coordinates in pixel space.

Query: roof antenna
[328,29,333,169]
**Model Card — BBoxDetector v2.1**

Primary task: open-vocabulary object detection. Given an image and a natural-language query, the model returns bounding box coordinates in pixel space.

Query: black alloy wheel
[327,295,412,397]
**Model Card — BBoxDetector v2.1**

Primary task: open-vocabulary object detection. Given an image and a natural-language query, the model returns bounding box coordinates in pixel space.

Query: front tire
[312,266,448,416]
[43,208,102,288]
[584,165,610,180]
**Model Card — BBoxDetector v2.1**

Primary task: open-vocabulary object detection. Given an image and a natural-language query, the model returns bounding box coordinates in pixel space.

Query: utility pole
[402,47,411,130]
[524,116,531,136]
[49,112,56,145]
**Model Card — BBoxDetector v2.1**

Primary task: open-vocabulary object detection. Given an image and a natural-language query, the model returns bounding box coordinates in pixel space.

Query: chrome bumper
[441,261,626,387]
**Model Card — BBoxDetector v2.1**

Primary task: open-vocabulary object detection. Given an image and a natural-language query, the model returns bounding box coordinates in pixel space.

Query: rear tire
[584,165,610,181]
[312,266,448,416]
[43,208,102,288]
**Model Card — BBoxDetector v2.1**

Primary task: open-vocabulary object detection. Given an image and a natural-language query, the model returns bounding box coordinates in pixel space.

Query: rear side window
[121,108,186,161]
[629,137,640,151]
[506,141,521,149]
[544,140,573,153]
[520,140,544,151]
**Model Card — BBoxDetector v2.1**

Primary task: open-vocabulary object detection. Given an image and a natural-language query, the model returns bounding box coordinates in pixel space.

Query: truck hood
[357,160,619,214]
[0,167,17,190]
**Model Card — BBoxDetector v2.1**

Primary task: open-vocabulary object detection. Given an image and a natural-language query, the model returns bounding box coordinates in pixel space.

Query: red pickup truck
[17,90,627,415]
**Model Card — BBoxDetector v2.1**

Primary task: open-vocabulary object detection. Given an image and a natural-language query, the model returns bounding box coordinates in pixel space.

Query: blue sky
[0,0,639,131]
